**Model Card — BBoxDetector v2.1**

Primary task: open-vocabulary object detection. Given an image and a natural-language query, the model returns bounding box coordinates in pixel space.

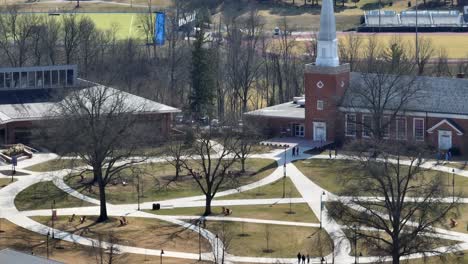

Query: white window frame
[413,118,425,141]
[345,114,357,137]
[317,100,324,111]
[362,115,372,138]
[381,116,390,139]
[396,118,407,140]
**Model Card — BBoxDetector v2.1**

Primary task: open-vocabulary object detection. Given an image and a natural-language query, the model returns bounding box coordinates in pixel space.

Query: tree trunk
[175,163,180,180]
[203,194,212,216]
[96,170,108,222]
[241,157,246,173]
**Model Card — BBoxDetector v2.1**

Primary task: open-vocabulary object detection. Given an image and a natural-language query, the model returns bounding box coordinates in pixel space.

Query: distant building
[0,248,64,264]
[360,9,468,32]
[0,65,180,145]
[245,0,468,153]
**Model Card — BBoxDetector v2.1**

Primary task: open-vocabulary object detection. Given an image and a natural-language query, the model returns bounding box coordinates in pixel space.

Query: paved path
[1,146,468,263]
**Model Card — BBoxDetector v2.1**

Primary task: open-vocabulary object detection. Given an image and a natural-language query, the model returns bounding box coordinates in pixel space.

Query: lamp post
[283,146,287,198]
[353,225,358,264]
[320,191,326,229]
[160,249,164,264]
[452,169,455,203]
[51,200,56,239]
[198,219,202,261]
[215,234,219,263]
[137,175,141,211]
[46,230,50,259]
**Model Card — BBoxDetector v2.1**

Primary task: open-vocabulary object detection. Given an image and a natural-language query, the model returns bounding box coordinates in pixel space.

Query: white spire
[315,0,339,67]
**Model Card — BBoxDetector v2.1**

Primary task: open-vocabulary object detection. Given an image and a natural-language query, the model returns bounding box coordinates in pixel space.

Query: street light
[353,225,358,264]
[137,175,141,211]
[160,249,164,264]
[198,219,202,261]
[46,230,50,259]
[452,168,455,203]
[283,145,287,198]
[51,200,56,239]
[320,191,326,229]
[215,234,219,263]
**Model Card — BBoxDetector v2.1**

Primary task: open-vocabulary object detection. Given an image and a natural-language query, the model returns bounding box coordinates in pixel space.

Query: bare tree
[42,16,61,65]
[339,32,362,71]
[180,129,240,215]
[0,6,42,67]
[328,141,459,264]
[49,85,154,222]
[233,125,260,173]
[413,36,434,75]
[346,40,420,140]
[432,48,452,77]
[225,8,264,115]
[62,15,81,64]
[165,136,188,181]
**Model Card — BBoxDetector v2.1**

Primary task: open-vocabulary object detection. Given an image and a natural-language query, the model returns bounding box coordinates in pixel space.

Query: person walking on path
[301,254,306,264]
[329,149,332,159]
[307,254,310,263]
[297,252,301,263]
[335,146,338,157]
[296,146,300,156]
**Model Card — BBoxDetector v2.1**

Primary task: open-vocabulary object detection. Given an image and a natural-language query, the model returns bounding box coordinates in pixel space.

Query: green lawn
[343,229,459,258]
[32,215,210,253]
[293,159,468,196]
[205,221,332,258]
[64,158,278,204]
[217,177,301,199]
[148,203,318,223]
[11,13,149,41]
[0,178,15,188]
[25,159,86,172]
[15,181,94,211]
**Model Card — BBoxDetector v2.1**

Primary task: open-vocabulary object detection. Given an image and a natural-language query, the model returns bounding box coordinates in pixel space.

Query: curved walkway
[1,146,468,263]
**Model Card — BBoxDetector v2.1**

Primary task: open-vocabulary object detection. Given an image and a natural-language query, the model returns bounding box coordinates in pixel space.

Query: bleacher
[400,11,432,26]
[365,10,399,26]
[362,9,467,31]
[431,10,461,26]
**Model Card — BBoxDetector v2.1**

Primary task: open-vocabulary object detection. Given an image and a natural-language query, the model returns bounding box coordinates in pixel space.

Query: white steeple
[315,0,339,67]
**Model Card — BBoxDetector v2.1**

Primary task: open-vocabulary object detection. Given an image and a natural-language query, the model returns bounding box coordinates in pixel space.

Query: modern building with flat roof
[0,65,180,145]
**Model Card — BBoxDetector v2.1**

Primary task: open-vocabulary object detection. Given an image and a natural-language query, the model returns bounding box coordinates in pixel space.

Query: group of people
[221,206,233,216]
[297,252,310,263]
[292,146,300,156]
[68,214,87,224]
[436,150,452,164]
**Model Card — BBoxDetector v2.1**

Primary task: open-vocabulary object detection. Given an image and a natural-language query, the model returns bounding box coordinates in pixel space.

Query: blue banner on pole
[155,12,166,46]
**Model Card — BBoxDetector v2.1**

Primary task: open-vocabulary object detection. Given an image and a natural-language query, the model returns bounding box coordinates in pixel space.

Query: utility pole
[415,0,419,63]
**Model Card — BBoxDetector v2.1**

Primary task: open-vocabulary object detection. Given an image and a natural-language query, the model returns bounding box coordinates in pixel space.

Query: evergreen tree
[190,27,215,121]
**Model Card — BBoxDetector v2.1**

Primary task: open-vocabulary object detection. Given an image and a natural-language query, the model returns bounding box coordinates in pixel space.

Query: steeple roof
[318,0,337,41]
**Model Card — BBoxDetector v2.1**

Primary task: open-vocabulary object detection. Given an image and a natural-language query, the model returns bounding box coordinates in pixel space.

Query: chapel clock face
[316,81,324,89]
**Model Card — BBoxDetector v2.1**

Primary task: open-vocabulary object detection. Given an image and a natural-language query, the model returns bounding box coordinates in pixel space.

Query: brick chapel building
[245,0,468,153]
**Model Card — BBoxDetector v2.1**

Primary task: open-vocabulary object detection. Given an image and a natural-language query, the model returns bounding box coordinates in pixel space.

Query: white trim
[313,122,327,141]
[381,116,390,139]
[427,119,463,136]
[396,118,407,140]
[338,106,468,121]
[413,118,425,141]
[317,100,324,111]
[345,114,356,137]
[362,115,372,138]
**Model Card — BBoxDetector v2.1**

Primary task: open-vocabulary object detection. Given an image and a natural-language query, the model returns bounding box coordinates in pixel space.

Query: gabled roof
[244,101,305,120]
[427,119,464,135]
[0,86,180,125]
[0,248,64,264]
[342,73,468,116]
